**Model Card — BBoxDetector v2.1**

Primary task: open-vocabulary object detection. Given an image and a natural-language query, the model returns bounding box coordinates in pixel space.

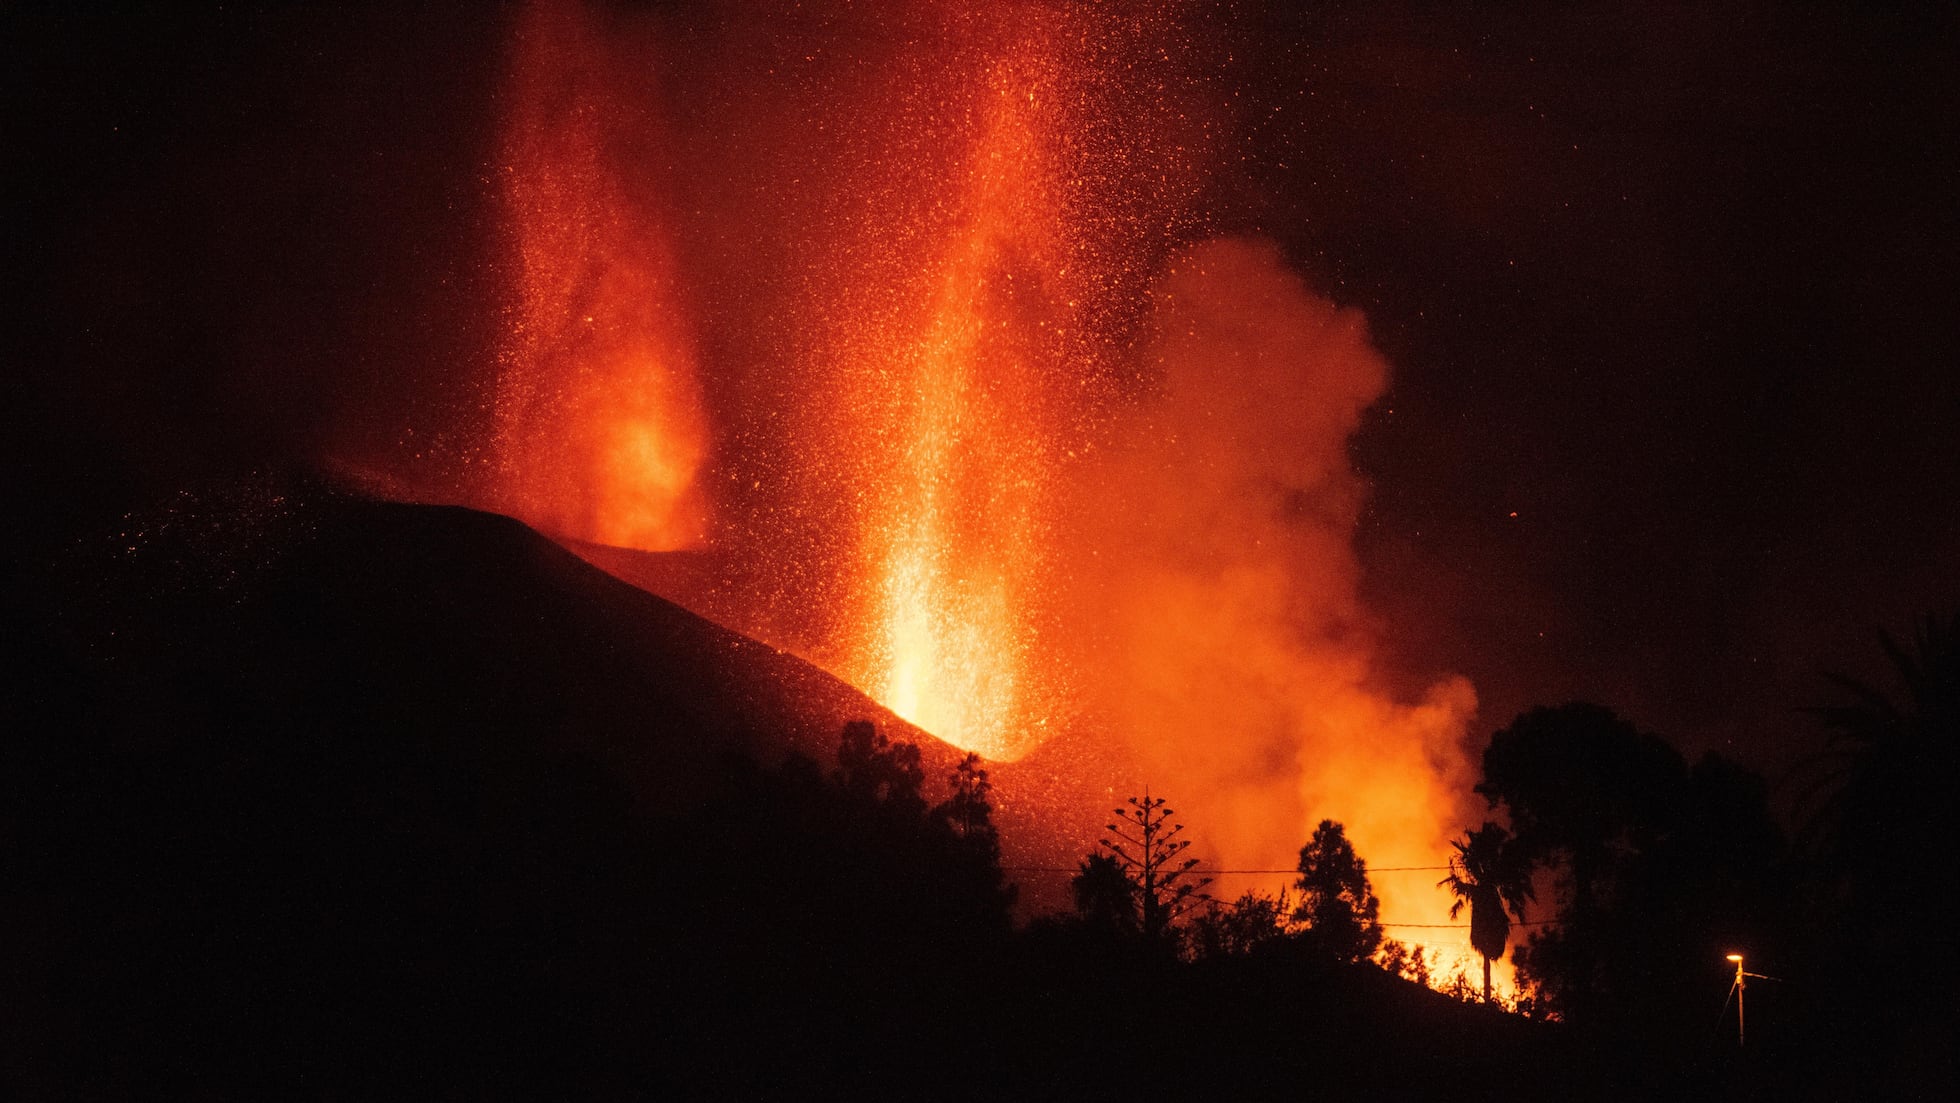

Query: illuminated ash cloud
[1050,238,1480,928]
[435,0,1480,937]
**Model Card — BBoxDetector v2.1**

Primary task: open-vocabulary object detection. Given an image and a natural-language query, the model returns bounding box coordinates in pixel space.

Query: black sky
[1231,3,1960,784]
[8,1,1957,794]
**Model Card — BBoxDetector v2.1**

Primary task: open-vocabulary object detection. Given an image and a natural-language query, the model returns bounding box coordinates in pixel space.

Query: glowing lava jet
[463,0,1491,981]
[851,49,1073,761]
[488,0,709,552]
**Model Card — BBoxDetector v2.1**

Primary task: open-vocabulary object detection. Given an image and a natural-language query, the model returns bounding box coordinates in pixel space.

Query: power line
[1007,863,1559,931]
[1002,865,1451,874]
[1172,890,1553,930]
[1382,920,1554,929]
[1370,866,1456,873]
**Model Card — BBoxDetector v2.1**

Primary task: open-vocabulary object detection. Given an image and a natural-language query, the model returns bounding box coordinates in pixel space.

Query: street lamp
[1725,954,1746,1047]
[1720,954,1780,1046]
[1722,953,1782,1047]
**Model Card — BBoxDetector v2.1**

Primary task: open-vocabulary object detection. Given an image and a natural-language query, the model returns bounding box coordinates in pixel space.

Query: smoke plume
[1055,238,1480,926]
[395,0,1484,945]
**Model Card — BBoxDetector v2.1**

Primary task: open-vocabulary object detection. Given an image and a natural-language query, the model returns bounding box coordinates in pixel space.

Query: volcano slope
[7,479,1625,1100]
[5,480,1001,1096]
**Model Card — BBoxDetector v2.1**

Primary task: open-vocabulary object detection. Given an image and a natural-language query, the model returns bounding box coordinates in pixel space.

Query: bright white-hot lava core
[452,0,1485,971]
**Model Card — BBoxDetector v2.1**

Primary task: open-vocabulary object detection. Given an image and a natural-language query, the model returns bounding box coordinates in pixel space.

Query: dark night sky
[8,1,1957,796]
[1236,4,1960,785]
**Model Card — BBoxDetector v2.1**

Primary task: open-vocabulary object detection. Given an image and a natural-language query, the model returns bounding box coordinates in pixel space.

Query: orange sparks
[834,19,1088,762]
[472,0,1489,971]
[486,0,709,552]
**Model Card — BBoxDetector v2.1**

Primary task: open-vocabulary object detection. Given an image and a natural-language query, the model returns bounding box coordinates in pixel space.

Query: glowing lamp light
[1724,953,1748,1046]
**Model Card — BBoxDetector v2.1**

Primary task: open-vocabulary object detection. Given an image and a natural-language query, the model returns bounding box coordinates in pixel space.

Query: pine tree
[1099,789,1211,944]
[1292,819,1384,963]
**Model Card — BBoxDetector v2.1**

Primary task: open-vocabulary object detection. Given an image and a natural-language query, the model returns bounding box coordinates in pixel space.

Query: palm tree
[1805,614,1959,850]
[1802,614,1959,997]
[1440,821,1533,1003]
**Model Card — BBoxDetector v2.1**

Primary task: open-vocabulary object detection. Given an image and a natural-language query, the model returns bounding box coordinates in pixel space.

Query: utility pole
[1726,954,1746,1046]
[1722,953,1775,1047]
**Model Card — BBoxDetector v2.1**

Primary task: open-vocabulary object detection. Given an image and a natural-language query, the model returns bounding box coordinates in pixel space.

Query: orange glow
[468,0,1490,978]
[1033,239,1481,950]
[769,3,1194,762]
[850,45,1070,761]
[486,0,708,551]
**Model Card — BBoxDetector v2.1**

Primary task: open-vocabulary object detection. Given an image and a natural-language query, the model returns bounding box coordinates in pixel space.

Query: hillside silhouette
[11,477,1933,1099]
[6,478,990,1093]
[2,478,1602,1097]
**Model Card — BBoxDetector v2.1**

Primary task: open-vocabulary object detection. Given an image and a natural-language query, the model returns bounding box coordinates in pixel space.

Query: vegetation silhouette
[1440,821,1532,1003]
[936,751,999,847]
[1794,613,1959,1090]
[836,717,927,813]
[1189,890,1292,961]
[1477,703,1686,926]
[1094,789,1212,949]
[1803,614,1958,976]
[1472,701,1787,1071]
[1069,851,1143,939]
[1378,939,1434,989]
[14,483,1953,1098]
[931,750,1018,915]
[1293,819,1385,964]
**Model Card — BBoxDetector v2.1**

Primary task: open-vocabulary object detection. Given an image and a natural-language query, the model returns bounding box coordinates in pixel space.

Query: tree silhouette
[1189,890,1291,960]
[1476,703,1685,919]
[1099,789,1211,945]
[1439,822,1532,1002]
[1476,704,1683,1024]
[1477,704,1785,1032]
[929,750,1017,917]
[1806,614,1959,861]
[1292,820,1383,963]
[835,718,927,821]
[1070,852,1140,937]
[933,752,999,854]
[1379,940,1432,988]
[1803,613,1960,1008]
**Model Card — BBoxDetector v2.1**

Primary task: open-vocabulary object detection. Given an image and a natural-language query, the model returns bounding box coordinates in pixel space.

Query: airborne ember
[16,0,1958,1094]
[448,0,1484,958]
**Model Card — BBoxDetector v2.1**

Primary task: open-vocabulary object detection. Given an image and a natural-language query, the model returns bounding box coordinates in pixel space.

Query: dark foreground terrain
[0,481,1934,1098]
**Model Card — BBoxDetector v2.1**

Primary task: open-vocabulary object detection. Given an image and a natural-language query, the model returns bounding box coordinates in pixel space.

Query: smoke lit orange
[456,0,1491,974]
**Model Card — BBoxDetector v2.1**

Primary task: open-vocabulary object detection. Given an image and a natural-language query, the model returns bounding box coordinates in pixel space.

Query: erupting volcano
[23,0,1957,1090]
[844,43,1069,759]
[489,0,710,552]
[442,0,1481,963]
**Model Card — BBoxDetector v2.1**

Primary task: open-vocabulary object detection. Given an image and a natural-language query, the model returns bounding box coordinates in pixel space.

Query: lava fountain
[485,0,709,551]
[433,0,1485,964]
[849,36,1071,760]
[752,1,1210,762]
